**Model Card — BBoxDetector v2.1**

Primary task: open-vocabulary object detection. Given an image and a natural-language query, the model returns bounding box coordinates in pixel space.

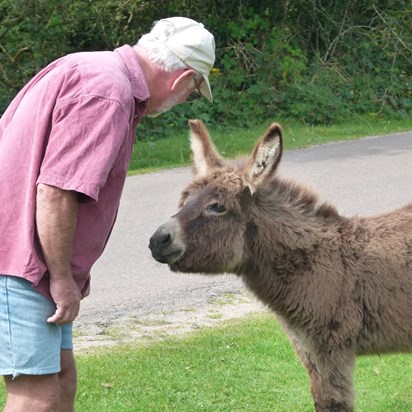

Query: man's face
[146,76,202,117]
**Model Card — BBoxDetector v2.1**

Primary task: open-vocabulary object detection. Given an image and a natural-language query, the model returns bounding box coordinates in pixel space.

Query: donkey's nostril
[159,233,171,246]
[149,231,172,252]
[149,219,180,260]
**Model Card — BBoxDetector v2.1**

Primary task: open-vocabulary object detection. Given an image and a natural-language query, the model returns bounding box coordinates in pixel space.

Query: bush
[1,0,411,137]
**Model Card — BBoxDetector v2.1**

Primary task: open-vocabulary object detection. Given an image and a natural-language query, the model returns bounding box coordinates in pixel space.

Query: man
[0,17,215,411]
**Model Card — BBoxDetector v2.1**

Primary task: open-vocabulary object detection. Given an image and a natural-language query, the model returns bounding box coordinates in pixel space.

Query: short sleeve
[37,96,130,202]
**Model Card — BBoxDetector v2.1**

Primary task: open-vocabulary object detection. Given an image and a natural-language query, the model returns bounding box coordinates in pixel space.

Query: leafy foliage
[1,0,411,138]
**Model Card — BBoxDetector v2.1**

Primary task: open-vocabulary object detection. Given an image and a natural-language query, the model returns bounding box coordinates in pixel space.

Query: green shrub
[1,1,411,136]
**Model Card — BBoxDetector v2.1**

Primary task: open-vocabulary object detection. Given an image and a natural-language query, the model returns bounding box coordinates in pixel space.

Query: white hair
[134,31,188,73]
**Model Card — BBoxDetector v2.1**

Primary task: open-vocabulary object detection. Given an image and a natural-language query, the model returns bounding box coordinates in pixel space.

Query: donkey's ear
[188,119,224,177]
[244,123,283,193]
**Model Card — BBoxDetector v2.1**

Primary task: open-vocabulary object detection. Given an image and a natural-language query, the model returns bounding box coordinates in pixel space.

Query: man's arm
[36,183,82,324]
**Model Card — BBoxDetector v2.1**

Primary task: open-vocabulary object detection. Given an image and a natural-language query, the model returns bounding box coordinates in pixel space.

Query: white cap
[150,17,215,102]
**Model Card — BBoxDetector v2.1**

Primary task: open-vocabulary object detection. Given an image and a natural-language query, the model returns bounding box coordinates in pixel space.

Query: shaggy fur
[149,120,412,412]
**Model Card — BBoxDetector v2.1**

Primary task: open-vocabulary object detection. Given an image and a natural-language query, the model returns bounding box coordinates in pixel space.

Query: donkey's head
[149,119,283,274]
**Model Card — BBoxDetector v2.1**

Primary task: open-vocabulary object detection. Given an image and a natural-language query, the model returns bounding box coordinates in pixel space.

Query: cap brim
[199,75,213,102]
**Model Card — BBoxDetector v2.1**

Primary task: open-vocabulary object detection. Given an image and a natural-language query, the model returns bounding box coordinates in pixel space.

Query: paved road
[75,131,412,335]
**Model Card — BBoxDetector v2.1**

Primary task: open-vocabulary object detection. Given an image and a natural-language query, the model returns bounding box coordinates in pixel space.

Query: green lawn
[2,314,410,411]
[75,315,412,411]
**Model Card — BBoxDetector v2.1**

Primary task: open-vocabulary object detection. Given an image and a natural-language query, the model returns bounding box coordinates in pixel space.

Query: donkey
[149,120,412,412]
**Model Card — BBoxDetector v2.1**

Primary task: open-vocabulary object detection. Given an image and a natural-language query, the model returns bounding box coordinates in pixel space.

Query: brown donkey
[149,120,412,411]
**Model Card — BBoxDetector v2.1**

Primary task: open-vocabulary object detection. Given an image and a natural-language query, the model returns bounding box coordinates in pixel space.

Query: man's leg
[0,276,77,411]
[58,350,77,412]
[3,350,77,412]
[4,374,60,412]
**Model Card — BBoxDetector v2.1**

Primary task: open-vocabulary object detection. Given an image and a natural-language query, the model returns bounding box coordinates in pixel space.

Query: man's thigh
[0,275,73,378]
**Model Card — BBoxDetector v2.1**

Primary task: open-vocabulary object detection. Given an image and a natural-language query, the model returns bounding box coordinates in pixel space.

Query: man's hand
[47,276,82,324]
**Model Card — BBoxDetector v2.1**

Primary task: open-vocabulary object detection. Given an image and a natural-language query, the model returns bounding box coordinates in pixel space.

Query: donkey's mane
[268,177,341,221]
[229,157,341,222]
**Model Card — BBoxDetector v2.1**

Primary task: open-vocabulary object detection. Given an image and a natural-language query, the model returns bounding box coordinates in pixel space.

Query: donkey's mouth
[150,248,184,265]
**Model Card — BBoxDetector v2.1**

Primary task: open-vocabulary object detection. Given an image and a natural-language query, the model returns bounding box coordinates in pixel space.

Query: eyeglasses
[186,76,202,103]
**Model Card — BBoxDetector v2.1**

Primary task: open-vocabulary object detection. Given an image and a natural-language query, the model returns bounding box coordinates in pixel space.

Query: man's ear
[171,69,196,91]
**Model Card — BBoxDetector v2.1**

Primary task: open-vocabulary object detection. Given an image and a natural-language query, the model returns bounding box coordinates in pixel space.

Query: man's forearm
[36,183,78,278]
[36,183,82,324]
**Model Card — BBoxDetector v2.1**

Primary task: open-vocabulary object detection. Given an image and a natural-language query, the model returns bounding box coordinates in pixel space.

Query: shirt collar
[114,45,150,103]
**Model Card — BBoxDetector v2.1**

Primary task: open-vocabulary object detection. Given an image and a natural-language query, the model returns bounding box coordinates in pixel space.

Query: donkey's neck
[239,177,344,316]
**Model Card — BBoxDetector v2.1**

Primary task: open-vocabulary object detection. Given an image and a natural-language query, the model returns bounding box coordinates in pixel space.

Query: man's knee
[59,367,77,402]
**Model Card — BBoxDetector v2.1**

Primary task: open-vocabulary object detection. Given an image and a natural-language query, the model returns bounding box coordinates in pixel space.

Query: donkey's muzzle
[149,218,185,265]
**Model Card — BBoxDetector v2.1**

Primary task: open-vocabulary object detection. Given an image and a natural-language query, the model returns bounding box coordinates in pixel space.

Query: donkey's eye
[207,203,227,215]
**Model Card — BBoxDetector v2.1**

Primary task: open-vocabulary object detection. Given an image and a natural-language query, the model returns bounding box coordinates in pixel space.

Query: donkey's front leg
[312,349,356,412]
[287,332,356,412]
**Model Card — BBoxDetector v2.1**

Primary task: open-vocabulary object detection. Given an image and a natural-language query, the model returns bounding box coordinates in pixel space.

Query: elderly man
[0,17,215,411]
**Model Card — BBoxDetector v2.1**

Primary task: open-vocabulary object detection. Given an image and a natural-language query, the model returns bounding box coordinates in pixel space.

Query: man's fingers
[47,305,79,324]
[47,314,61,324]
[47,308,64,324]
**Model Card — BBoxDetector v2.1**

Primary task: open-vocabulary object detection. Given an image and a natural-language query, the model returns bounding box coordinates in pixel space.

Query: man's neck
[132,46,176,114]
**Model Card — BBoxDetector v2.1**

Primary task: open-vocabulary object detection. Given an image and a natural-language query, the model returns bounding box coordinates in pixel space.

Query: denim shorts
[0,275,73,378]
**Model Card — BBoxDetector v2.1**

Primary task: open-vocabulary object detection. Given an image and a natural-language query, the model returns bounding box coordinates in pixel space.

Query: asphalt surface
[75,131,412,336]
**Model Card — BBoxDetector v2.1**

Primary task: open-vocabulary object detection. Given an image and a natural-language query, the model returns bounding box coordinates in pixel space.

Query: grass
[129,115,412,174]
[1,313,410,411]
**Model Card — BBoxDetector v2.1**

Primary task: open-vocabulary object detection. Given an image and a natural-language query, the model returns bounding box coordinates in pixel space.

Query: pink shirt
[0,45,149,300]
